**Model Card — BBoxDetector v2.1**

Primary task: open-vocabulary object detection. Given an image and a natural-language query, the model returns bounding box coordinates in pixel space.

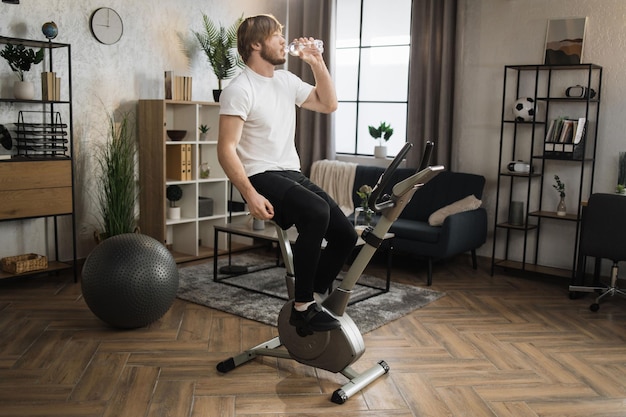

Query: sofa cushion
[428,195,482,226]
[404,171,486,221]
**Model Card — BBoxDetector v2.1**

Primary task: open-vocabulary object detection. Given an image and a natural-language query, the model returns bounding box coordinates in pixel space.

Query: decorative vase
[199,163,210,179]
[556,196,566,216]
[167,206,181,220]
[354,206,374,226]
[252,218,265,230]
[213,89,222,102]
[13,81,35,100]
[374,145,387,159]
[199,133,208,141]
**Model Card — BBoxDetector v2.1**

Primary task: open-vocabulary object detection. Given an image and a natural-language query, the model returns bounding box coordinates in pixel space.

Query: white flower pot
[13,81,35,100]
[167,206,181,220]
[374,145,387,159]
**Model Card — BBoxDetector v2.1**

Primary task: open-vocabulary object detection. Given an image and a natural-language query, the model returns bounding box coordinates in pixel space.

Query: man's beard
[260,43,286,66]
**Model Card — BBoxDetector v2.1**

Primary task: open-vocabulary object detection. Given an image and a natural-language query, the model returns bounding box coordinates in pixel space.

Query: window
[335,0,412,157]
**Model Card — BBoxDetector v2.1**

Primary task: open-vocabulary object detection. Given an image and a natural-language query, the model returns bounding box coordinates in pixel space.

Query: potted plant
[166,185,183,219]
[553,175,566,216]
[192,14,244,102]
[198,124,210,140]
[355,184,374,226]
[94,109,139,242]
[368,121,394,158]
[0,43,45,100]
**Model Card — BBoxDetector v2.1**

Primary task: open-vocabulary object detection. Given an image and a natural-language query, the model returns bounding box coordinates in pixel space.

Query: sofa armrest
[437,208,488,257]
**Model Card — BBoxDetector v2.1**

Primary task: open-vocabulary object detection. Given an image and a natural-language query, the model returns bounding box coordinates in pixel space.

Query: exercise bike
[216,142,444,404]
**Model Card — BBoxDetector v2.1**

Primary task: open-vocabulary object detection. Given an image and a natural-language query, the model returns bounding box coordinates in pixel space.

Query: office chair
[569,193,626,311]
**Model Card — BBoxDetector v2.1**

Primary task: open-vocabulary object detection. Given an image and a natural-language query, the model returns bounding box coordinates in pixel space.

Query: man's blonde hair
[237,14,283,63]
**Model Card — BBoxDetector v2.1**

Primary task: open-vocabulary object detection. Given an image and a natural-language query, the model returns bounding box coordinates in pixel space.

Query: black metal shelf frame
[491,64,602,281]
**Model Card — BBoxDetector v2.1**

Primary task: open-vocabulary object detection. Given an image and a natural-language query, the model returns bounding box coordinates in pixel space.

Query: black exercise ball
[82,233,179,329]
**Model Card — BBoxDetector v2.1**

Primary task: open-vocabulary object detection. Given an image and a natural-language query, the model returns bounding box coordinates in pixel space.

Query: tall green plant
[193,14,244,90]
[95,110,138,239]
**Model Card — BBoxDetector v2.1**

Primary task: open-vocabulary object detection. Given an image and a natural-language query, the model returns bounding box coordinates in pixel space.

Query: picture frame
[544,17,587,65]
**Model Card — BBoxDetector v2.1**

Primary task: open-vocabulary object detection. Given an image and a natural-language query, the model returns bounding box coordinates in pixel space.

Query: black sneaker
[289,303,341,335]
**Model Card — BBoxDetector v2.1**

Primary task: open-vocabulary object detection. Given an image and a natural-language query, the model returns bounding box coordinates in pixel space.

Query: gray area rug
[177,252,444,334]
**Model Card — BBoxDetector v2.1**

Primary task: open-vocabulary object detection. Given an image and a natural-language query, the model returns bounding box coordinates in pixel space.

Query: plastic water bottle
[285,39,324,56]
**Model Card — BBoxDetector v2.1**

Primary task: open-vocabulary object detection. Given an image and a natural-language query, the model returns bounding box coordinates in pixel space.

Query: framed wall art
[544,17,587,65]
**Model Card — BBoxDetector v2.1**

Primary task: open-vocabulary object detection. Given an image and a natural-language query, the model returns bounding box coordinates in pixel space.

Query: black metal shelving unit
[0,35,76,282]
[491,63,602,281]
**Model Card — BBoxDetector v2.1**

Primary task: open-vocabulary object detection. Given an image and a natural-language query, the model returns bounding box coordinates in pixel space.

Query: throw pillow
[428,195,482,226]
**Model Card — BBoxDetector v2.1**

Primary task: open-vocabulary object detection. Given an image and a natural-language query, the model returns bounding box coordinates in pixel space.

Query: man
[218,14,357,334]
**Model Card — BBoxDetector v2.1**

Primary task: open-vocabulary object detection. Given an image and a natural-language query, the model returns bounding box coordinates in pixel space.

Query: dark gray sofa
[351,166,487,285]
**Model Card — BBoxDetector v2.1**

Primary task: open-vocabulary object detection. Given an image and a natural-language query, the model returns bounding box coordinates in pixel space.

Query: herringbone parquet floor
[0,252,624,417]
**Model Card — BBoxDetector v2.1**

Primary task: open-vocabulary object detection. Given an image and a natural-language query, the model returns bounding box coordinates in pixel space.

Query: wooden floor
[0,252,625,417]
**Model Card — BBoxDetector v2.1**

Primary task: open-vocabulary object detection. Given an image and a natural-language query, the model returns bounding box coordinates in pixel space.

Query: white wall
[454,0,626,268]
[0,0,286,260]
[2,0,624,269]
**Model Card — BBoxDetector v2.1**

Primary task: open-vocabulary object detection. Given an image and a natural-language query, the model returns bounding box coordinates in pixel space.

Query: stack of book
[544,117,586,159]
[41,72,61,101]
[164,71,192,101]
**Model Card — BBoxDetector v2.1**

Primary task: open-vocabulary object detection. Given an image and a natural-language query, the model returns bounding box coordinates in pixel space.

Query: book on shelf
[164,71,193,101]
[184,144,191,180]
[164,71,173,99]
[544,117,586,158]
[166,144,192,181]
[41,72,60,101]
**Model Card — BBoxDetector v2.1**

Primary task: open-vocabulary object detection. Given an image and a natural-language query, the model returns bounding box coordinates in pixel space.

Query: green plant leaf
[193,14,244,90]
[94,109,139,238]
[368,125,381,138]
[0,44,44,81]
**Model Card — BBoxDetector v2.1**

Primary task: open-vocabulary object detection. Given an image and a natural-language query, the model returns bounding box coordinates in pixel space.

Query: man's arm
[298,38,338,114]
[217,114,274,220]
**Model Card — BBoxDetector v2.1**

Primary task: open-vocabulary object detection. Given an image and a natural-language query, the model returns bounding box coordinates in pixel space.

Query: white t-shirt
[219,66,314,177]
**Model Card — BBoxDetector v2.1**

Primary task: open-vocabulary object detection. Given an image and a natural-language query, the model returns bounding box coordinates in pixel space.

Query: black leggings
[249,171,357,302]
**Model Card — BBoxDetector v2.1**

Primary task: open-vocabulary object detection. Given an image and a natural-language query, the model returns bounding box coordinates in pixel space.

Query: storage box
[198,197,214,217]
[2,253,48,274]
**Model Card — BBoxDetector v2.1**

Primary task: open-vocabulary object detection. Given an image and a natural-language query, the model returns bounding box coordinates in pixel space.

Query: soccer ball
[512,97,535,122]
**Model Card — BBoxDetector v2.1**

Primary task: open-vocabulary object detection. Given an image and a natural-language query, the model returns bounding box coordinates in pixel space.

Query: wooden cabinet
[138,99,248,263]
[491,64,602,280]
[0,160,72,219]
[0,36,76,280]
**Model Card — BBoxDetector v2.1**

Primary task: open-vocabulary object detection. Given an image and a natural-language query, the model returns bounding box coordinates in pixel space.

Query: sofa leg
[427,257,433,286]
[471,249,478,270]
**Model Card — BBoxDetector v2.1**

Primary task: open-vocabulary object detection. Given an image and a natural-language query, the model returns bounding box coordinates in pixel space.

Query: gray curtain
[406,0,457,168]
[287,0,335,176]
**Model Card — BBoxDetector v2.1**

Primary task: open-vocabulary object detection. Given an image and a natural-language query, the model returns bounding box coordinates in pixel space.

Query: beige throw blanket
[310,159,358,216]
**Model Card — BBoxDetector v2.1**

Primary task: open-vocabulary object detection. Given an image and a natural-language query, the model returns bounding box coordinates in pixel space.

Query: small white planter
[13,81,35,100]
[167,206,181,220]
[374,145,387,159]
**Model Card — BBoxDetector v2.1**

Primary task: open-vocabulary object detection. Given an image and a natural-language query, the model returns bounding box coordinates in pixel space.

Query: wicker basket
[1,253,48,274]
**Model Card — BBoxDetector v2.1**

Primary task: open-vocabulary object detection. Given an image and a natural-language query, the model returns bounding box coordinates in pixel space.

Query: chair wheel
[590,303,600,312]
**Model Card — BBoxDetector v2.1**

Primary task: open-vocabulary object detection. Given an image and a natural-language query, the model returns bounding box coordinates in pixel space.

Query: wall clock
[90,7,123,45]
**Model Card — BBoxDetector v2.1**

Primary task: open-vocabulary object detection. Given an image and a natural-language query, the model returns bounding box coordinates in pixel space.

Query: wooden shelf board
[529,210,579,221]
[493,259,572,279]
